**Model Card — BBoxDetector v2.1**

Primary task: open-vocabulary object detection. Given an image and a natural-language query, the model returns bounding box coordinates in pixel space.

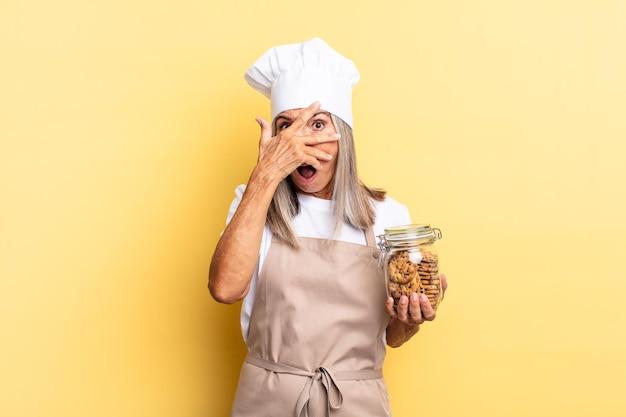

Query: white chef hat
[244,37,360,128]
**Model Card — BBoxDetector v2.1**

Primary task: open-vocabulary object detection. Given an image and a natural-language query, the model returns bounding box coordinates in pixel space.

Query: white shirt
[224,184,412,343]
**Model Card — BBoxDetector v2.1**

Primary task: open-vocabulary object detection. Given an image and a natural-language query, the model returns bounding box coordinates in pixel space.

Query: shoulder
[372,195,412,235]
[373,194,411,218]
[226,184,247,223]
[374,194,407,209]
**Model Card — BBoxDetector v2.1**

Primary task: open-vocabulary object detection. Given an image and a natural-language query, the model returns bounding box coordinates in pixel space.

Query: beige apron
[231,229,392,417]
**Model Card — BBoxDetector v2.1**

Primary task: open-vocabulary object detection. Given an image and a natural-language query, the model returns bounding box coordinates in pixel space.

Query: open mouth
[297,165,317,179]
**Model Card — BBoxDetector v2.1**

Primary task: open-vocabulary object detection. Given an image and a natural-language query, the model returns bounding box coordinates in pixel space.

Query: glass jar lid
[382,224,442,244]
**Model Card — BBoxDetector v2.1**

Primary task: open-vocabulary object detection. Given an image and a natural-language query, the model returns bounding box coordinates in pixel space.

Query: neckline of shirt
[297,193,332,211]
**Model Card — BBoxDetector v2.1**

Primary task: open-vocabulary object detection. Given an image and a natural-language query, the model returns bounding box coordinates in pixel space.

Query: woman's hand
[254,101,340,182]
[209,102,340,304]
[385,274,448,347]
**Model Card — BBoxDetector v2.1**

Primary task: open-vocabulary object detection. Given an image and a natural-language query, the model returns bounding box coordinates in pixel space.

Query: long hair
[266,114,386,248]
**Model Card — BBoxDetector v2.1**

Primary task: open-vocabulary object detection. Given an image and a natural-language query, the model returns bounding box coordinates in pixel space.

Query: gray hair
[266,115,385,248]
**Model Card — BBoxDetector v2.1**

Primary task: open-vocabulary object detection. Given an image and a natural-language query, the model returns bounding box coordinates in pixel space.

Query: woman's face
[275,109,339,200]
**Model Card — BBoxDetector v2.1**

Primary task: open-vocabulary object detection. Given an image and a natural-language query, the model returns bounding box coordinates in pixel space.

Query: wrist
[248,164,284,191]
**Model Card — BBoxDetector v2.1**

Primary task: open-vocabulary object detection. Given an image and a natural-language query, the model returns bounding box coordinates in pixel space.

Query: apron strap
[246,354,383,417]
[365,226,376,248]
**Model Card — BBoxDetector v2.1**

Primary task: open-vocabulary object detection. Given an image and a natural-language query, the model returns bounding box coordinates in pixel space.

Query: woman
[209,37,447,417]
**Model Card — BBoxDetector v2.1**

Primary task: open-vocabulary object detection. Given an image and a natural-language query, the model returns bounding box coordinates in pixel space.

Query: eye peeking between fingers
[279,119,325,131]
[312,120,325,130]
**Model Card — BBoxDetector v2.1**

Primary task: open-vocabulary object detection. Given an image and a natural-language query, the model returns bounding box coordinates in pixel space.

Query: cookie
[386,248,442,310]
[387,251,419,284]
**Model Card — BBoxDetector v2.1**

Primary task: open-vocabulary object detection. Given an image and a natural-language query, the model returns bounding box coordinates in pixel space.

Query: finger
[408,293,423,324]
[277,149,331,177]
[256,117,272,142]
[440,274,448,300]
[290,101,322,130]
[396,295,410,322]
[302,145,336,166]
[419,293,437,321]
[385,297,397,317]
[255,117,274,162]
[302,132,341,146]
[290,141,337,170]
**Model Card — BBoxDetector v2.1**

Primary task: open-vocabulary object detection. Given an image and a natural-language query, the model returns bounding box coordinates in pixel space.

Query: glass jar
[378,224,443,310]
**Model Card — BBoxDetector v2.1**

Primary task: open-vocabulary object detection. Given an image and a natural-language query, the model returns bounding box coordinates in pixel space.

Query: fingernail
[420,294,428,303]
[411,293,418,302]
[400,297,408,305]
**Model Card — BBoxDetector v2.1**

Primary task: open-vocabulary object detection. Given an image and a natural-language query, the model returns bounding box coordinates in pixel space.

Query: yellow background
[2,0,625,416]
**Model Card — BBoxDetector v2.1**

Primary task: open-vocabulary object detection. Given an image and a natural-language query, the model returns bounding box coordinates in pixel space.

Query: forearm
[208,168,281,303]
[386,317,420,348]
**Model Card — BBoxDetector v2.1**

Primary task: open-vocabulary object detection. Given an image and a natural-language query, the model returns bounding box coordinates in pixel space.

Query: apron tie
[295,366,342,417]
[246,354,383,417]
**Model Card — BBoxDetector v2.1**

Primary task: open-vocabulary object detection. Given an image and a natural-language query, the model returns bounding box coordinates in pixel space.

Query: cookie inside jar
[386,249,441,309]
[378,224,443,311]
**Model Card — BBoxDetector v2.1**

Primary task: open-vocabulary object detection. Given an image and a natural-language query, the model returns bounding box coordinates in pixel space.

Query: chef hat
[244,37,360,128]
